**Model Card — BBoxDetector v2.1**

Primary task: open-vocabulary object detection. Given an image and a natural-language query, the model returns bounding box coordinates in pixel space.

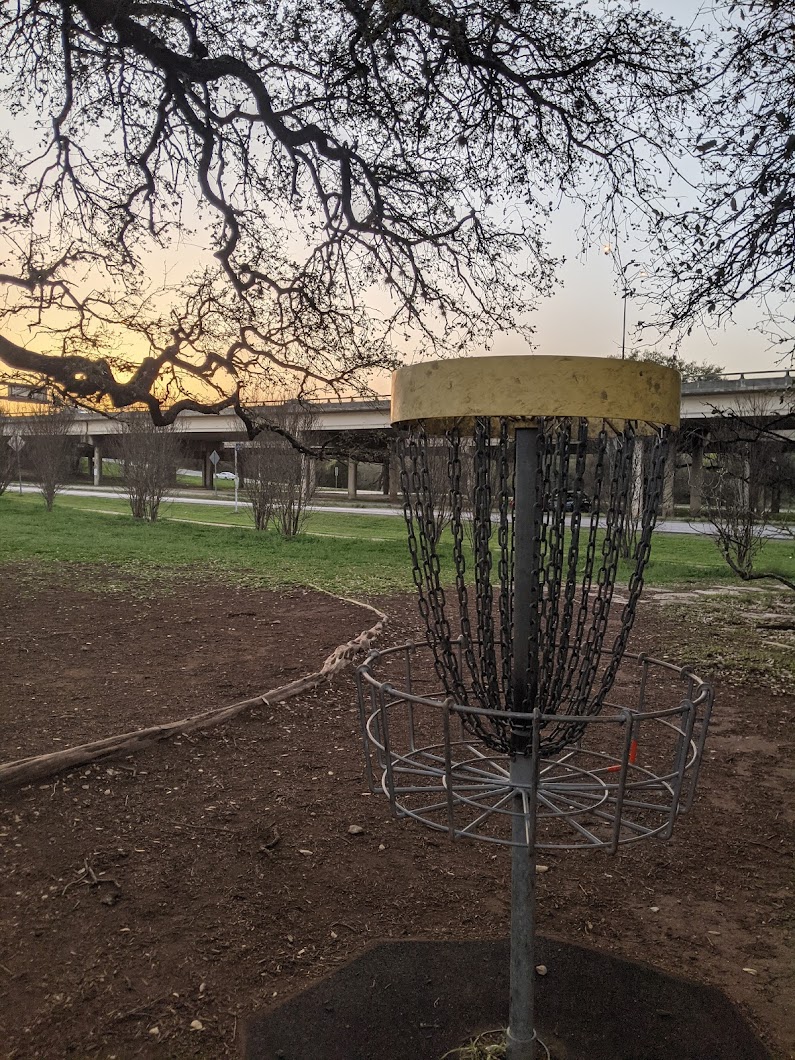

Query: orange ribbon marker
[608,738,638,773]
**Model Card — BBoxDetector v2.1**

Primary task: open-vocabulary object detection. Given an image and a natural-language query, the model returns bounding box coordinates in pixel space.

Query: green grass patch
[0,492,414,593]
[1,491,793,594]
[632,532,795,586]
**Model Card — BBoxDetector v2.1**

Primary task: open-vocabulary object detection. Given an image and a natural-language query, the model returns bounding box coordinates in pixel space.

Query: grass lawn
[1,491,793,594]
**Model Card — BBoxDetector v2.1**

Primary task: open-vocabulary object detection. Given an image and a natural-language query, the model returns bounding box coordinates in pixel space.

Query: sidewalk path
[11,485,792,539]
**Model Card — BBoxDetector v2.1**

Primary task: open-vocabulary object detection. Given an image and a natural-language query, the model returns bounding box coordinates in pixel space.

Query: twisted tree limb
[0,597,386,788]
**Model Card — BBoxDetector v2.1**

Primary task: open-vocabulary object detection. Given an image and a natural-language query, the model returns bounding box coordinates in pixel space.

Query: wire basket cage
[357,642,712,852]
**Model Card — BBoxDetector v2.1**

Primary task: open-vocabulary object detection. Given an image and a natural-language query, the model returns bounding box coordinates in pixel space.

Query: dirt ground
[0,565,793,1060]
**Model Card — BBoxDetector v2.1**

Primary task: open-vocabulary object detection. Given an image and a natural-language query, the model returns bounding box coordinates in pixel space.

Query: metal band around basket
[391,355,681,429]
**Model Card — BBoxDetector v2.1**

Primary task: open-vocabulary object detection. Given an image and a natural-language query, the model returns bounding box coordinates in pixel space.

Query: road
[12,484,793,538]
[15,483,402,518]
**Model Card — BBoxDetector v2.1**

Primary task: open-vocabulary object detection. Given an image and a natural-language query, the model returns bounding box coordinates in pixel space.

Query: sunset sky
[2,0,789,399]
[510,233,785,377]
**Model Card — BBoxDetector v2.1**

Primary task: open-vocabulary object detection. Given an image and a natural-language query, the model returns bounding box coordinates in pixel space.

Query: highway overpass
[5,368,793,509]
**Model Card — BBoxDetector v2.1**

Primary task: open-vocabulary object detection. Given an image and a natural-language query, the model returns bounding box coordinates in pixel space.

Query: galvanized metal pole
[507,752,538,1060]
[234,445,239,514]
[506,426,542,1060]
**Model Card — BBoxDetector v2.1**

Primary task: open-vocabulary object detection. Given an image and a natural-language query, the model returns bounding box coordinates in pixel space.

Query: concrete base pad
[241,937,770,1060]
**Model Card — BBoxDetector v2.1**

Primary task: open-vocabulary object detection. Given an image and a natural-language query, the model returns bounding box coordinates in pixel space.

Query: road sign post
[233,444,240,514]
[209,449,221,494]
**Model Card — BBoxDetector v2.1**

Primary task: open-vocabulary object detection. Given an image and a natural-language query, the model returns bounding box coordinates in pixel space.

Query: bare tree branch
[656,0,795,359]
[0,0,704,416]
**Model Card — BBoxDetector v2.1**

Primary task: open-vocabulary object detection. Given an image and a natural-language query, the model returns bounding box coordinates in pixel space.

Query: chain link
[399,418,670,756]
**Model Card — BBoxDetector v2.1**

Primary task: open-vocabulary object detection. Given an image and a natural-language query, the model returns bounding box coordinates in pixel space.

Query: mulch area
[0,566,792,1059]
[243,938,773,1060]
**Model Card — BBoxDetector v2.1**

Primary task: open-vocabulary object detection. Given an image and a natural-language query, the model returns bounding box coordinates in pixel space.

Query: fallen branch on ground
[0,595,386,788]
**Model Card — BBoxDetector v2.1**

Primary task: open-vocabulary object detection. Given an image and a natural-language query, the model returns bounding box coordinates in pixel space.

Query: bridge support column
[91,439,103,486]
[347,457,358,500]
[689,439,704,516]
[661,449,675,517]
[741,454,751,512]
[202,449,214,490]
[304,456,317,497]
[387,443,400,504]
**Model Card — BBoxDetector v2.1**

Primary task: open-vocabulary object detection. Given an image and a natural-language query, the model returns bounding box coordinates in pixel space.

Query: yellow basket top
[391,355,680,430]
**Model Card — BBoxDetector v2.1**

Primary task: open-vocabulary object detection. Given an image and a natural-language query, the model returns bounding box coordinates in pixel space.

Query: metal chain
[497,419,513,704]
[448,425,498,748]
[397,418,672,757]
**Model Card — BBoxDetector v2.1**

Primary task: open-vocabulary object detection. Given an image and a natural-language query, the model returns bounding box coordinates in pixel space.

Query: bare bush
[421,439,455,547]
[26,406,77,510]
[706,403,795,592]
[705,455,795,590]
[117,416,184,522]
[241,441,277,532]
[0,446,12,496]
[0,412,17,496]
[242,404,317,538]
[605,433,649,560]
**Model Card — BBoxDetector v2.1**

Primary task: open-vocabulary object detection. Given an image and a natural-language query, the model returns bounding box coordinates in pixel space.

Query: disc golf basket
[356,356,712,1060]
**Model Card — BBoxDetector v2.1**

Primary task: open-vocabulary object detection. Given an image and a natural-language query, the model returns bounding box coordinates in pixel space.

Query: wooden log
[0,599,386,788]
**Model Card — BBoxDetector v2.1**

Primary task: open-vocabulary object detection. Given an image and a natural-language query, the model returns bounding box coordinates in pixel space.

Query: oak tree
[0,0,702,428]
[659,0,795,358]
